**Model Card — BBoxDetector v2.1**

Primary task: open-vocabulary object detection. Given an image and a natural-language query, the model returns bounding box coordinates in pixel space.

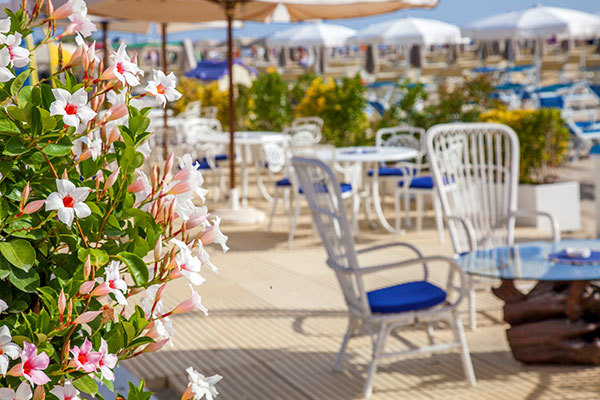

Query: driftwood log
[493,279,600,364]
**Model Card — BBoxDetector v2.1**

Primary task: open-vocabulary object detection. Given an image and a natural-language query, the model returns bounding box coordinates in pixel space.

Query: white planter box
[517,181,581,232]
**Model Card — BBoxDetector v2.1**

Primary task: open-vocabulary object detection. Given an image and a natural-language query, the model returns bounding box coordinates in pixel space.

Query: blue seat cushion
[398,175,434,189]
[367,167,417,177]
[276,178,352,194]
[193,160,213,170]
[367,281,447,314]
[539,96,564,109]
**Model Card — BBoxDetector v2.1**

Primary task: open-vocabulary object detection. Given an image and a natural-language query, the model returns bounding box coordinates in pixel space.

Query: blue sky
[95,0,600,44]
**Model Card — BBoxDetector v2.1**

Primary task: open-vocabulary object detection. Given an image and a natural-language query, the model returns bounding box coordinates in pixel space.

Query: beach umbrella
[266,22,356,48]
[86,0,439,220]
[464,5,600,41]
[351,16,460,76]
[465,5,600,83]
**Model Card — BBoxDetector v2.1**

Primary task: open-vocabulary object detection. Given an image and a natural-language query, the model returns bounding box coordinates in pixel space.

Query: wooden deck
[124,158,600,399]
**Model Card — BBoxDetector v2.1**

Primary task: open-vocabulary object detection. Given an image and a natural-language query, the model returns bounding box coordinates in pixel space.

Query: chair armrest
[358,256,468,309]
[356,242,424,258]
[510,209,561,242]
[444,214,477,253]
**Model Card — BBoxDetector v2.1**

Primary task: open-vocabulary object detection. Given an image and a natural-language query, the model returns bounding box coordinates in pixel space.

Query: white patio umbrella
[85,0,439,223]
[464,4,600,82]
[267,22,356,48]
[351,16,461,76]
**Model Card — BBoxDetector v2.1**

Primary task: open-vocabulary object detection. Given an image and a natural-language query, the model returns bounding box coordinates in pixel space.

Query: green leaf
[118,252,148,286]
[3,135,27,155]
[77,248,109,266]
[126,336,154,350]
[42,142,71,157]
[11,70,30,96]
[0,239,35,271]
[73,374,98,395]
[39,108,56,131]
[8,268,40,292]
[0,254,10,279]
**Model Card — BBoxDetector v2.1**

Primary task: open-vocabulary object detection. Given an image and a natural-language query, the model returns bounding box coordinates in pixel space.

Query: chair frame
[292,156,476,398]
[426,122,560,329]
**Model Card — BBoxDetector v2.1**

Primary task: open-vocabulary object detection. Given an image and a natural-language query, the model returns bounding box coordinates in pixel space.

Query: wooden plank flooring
[124,158,600,399]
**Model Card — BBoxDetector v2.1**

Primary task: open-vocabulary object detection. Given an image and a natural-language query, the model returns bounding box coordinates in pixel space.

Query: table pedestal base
[493,279,600,365]
[215,188,266,225]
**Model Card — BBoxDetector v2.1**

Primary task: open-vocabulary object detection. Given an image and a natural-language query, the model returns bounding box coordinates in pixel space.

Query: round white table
[317,146,420,233]
[197,131,287,206]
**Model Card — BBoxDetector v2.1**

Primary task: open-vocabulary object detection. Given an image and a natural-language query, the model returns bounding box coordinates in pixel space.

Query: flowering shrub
[0,1,226,399]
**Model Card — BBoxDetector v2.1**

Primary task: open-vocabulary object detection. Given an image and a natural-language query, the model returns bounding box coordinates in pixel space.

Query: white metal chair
[292,156,476,398]
[426,122,560,330]
[286,116,324,145]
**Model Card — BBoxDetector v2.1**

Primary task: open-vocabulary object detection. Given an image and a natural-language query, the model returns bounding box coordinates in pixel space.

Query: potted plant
[480,108,578,232]
[0,1,226,399]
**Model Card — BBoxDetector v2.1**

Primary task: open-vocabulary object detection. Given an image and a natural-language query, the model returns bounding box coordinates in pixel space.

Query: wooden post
[161,22,168,160]
[226,6,236,190]
[101,21,109,73]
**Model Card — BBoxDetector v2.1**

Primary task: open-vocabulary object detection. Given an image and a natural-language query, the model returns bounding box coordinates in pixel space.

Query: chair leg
[333,315,358,372]
[426,323,435,346]
[450,311,477,386]
[415,193,423,231]
[393,189,402,232]
[468,276,477,331]
[363,323,388,399]
[433,193,444,244]
[283,187,290,213]
[288,195,301,249]
[267,187,280,234]
[403,190,411,227]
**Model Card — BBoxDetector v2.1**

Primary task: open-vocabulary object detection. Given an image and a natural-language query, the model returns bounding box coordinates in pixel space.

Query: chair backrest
[200,106,219,119]
[376,125,426,153]
[260,141,289,174]
[292,157,370,316]
[181,101,202,118]
[292,116,324,130]
[286,125,322,146]
[426,122,520,254]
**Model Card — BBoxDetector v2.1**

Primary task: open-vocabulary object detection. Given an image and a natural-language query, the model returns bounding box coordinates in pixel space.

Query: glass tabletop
[457,239,600,281]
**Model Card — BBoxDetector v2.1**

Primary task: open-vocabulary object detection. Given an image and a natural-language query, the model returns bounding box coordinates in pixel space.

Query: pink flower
[97,339,117,381]
[102,43,142,87]
[98,261,127,305]
[70,338,102,372]
[4,33,30,68]
[8,342,50,386]
[169,285,208,316]
[0,381,32,400]
[49,381,80,400]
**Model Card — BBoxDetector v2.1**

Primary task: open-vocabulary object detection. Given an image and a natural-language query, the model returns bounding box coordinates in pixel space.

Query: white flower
[110,43,143,87]
[179,154,209,202]
[0,381,32,400]
[50,88,96,131]
[0,47,15,83]
[100,261,128,305]
[72,134,102,161]
[5,32,30,68]
[0,17,10,45]
[45,179,91,227]
[171,239,205,286]
[49,381,80,400]
[66,13,96,37]
[0,326,20,376]
[145,69,182,107]
[97,339,118,381]
[0,299,7,313]
[205,216,229,253]
[186,367,222,400]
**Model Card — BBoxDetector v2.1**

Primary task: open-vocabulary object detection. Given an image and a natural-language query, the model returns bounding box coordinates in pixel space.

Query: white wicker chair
[292,156,476,398]
[426,122,560,330]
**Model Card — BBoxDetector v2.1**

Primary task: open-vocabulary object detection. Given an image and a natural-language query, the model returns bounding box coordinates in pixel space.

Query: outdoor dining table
[316,145,420,233]
[197,131,287,206]
[458,239,600,365]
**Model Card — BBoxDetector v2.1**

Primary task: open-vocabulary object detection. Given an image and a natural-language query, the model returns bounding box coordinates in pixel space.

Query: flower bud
[79,280,95,295]
[22,200,45,214]
[108,127,121,145]
[73,310,102,324]
[100,65,117,81]
[105,167,120,190]
[163,153,174,179]
[154,236,162,261]
[107,103,128,122]
[151,165,159,189]
[142,338,170,353]
[33,384,46,400]
[167,181,191,196]
[83,255,91,280]
[128,179,145,193]
[172,168,189,182]
[186,214,209,230]
[62,169,69,179]
[21,182,30,206]
[90,282,111,298]
[49,0,72,19]
[58,288,66,316]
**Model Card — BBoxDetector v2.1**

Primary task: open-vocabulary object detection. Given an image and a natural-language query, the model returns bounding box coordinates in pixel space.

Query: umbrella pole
[226,8,236,195]
[102,21,110,73]
[162,23,169,159]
